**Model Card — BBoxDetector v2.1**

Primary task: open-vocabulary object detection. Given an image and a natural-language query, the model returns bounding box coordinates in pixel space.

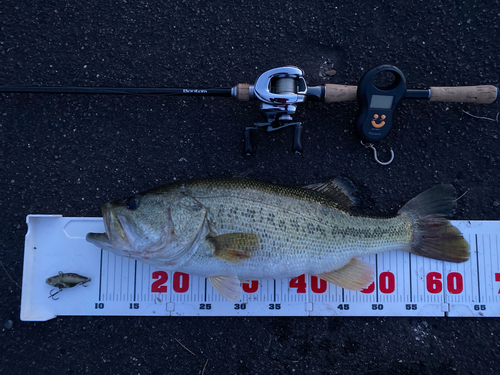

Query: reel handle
[244,129,254,155]
[292,124,303,154]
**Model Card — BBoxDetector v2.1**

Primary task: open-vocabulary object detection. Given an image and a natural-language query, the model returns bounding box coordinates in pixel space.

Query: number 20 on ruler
[150,271,500,295]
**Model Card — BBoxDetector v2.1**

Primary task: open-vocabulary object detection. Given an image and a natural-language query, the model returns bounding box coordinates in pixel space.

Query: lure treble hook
[48,288,62,300]
[360,141,394,165]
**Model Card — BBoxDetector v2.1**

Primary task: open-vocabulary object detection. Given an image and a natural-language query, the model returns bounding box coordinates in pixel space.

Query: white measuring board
[20,215,500,321]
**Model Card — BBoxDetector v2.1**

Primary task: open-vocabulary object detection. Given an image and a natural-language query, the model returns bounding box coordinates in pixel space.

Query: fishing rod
[1,65,497,164]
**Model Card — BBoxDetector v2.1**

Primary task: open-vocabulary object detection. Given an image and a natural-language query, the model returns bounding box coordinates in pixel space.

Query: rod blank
[0,86,232,96]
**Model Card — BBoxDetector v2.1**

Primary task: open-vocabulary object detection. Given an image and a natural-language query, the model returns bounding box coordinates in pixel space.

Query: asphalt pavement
[1,1,499,374]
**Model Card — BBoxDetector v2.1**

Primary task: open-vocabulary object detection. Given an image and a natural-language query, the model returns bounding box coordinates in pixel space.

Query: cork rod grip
[429,85,498,104]
[324,84,357,102]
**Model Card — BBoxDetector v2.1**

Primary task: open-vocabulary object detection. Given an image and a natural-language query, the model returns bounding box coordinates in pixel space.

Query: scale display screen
[370,94,394,109]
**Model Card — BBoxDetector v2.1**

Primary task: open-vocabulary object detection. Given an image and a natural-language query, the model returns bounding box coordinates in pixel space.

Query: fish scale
[180,188,412,279]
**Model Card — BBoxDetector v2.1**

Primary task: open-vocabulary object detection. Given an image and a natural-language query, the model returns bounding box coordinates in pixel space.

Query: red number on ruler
[496,273,500,294]
[242,280,259,293]
[151,271,168,293]
[173,272,189,293]
[379,271,395,294]
[289,274,307,293]
[311,276,327,293]
[447,272,464,294]
[361,282,375,294]
[426,272,443,294]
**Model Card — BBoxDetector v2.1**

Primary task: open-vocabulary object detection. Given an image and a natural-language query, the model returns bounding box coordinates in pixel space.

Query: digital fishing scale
[355,65,407,143]
[1,66,497,164]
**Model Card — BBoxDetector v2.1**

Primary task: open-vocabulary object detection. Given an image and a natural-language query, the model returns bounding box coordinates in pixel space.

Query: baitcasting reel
[240,66,308,154]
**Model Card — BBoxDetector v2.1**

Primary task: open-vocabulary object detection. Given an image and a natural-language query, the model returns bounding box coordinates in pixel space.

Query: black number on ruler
[406,304,417,310]
[269,304,281,310]
[372,304,384,310]
[474,305,486,311]
[129,303,139,309]
[199,303,212,310]
[95,303,104,309]
[234,304,247,310]
[337,304,350,310]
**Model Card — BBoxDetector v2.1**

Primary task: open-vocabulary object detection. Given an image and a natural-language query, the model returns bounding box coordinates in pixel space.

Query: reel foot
[243,122,304,155]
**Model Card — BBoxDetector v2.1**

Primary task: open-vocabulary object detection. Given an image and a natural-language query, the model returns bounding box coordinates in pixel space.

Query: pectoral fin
[209,275,242,302]
[316,258,374,291]
[206,233,260,263]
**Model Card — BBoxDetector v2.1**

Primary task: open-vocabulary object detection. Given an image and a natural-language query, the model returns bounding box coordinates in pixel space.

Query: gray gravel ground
[1,1,500,374]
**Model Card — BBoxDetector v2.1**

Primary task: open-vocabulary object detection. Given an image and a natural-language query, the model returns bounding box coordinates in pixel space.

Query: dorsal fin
[303,176,358,210]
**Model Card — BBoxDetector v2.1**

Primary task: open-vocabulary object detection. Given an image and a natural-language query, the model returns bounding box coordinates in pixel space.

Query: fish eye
[126,195,140,210]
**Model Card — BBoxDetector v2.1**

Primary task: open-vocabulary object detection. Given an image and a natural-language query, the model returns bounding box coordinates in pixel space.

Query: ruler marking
[375,254,379,303]
[140,263,144,302]
[127,258,130,301]
[99,249,103,302]
[133,260,137,302]
[274,280,276,302]
[446,269,451,306]
[143,263,146,302]
[486,234,491,302]
[204,278,207,302]
[145,264,148,302]
[493,234,498,304]
[476,234,481,303]
[113,252,116,301]
[492,234,498,303]
[306,276,310,313]
[150,265,153,302]
[106,251,110,301]
[409,253,412,303]
[119,256,123,301]
[497,234,499,302]
[489,234,494,301]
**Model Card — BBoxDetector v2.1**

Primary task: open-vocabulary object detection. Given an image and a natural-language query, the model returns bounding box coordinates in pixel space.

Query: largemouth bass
[86,177,469,301]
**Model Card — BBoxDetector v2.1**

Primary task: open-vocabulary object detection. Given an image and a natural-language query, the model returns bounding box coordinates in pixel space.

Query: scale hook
[360,141,394,165]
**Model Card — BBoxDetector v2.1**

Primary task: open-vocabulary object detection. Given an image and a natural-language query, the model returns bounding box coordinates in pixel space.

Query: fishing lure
[45,271,91,300]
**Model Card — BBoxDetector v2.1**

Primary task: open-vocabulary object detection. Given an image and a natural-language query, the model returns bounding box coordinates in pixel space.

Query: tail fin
[398,185,470,263]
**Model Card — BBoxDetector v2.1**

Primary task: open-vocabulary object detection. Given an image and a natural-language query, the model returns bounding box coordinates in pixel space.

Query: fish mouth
[86,232,113,249]
[86,203,132,250]
[86,201,176,259]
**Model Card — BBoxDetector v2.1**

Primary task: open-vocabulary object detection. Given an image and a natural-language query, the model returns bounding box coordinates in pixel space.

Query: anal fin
[209,275,242,302]
[315,258,374,291]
